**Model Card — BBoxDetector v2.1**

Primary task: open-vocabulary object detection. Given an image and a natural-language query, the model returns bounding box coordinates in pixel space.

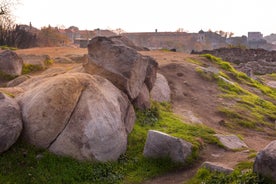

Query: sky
[13,0,276,36]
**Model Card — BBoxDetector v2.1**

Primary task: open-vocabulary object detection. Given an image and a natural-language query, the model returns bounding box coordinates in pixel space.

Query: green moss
[44,58,54,66]
[0,89,15,98]
[248,152,257,159]
[22,64,44,74]
[187,167,272,184]
[0,45,17,50]
[0,70,17,81]
[187,58,204,66]
[202,54,276,131]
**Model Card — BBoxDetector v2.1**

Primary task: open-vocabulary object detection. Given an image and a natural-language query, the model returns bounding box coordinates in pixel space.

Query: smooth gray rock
[254,140,276,181]
[215,134,248,150]
[0,50,23,76]
[150,73,171,102]
[18,73,135,162]
[133,83,151,110]
[143,130,192,163]
[202,161,234,174]
[0,92,22,153]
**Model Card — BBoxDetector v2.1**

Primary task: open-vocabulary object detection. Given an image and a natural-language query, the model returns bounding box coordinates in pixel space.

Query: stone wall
[192,48,276,75]
[122,31,227,53]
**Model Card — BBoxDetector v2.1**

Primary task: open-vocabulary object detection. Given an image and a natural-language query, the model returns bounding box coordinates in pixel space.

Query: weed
[0,45,17,50]
[22,64,44,74]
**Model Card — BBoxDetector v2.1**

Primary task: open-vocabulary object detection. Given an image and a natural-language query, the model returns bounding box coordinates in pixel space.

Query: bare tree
[0,0,21,46]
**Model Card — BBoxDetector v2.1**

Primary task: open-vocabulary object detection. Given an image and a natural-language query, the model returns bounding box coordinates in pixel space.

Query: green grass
[21,58,54,75]
[0,45,17,50]
[201,54,276,130]
[22,64,44,74]
[187,161,273,184]
[0,102,218,184]
[186,167,273,184]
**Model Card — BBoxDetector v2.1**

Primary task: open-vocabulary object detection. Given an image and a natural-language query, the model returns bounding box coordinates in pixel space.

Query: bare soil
[11,48,276,183]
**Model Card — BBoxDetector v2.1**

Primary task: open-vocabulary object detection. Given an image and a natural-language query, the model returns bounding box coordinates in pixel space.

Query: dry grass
[15,47,87,58]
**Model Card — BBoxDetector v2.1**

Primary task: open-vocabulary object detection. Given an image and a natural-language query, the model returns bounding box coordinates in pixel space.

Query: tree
[113,28,125,35]
[0,0,19,46]
[38,26,69,46]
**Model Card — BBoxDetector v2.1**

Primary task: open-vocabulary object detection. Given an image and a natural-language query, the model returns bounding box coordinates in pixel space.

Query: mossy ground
[197,54,276,131]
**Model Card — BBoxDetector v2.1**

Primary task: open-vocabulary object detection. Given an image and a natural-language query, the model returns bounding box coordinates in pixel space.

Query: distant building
[248,32,263,42]
[226,36,248,47]
[247,32,267,49]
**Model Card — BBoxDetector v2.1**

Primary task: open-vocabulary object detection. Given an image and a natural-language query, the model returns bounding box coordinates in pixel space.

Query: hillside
[140,51,276,183]
[0,47,276,183]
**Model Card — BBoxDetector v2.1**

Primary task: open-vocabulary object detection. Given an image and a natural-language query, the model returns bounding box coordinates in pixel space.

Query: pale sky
[14,0,276,36]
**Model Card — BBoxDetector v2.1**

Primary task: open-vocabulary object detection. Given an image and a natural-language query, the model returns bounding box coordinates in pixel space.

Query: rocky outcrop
[215,134,248,150]
[150,73,171,102]
[84,36,158,100]
[0,50,23,76]
[0,92,22,153]
[254,140,276,181]
[17,73,135,161]
[143,130,192,163]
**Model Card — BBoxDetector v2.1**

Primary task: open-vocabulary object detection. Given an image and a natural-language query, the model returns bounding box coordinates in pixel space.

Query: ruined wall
[122,32,227,53]
[192,48,276,75]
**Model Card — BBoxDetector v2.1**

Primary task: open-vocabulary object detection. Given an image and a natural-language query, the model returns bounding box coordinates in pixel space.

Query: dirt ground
[9,48,276,183]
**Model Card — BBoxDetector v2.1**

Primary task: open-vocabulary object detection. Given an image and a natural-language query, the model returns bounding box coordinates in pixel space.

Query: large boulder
[143,130,192,163]
[150,73,171,102]
[133,83,151,110]
[0,50,23,76]
[17,73,135,161]
[84,36,158,100]
[0,92,23,153]
[254,140,276,181]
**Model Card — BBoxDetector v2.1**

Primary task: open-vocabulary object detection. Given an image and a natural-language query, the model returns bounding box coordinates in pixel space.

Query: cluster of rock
[0,36,175,163]
[192,48,276,76]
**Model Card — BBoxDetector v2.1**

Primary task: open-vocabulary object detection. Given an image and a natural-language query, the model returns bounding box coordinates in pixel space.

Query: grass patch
[0,45,17,50]
[22,64,44,74]
[201,54,276,131]
[0,102,218,184]
[186,58,204,66]
[186,167,273,184]
[0,89,15,98]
